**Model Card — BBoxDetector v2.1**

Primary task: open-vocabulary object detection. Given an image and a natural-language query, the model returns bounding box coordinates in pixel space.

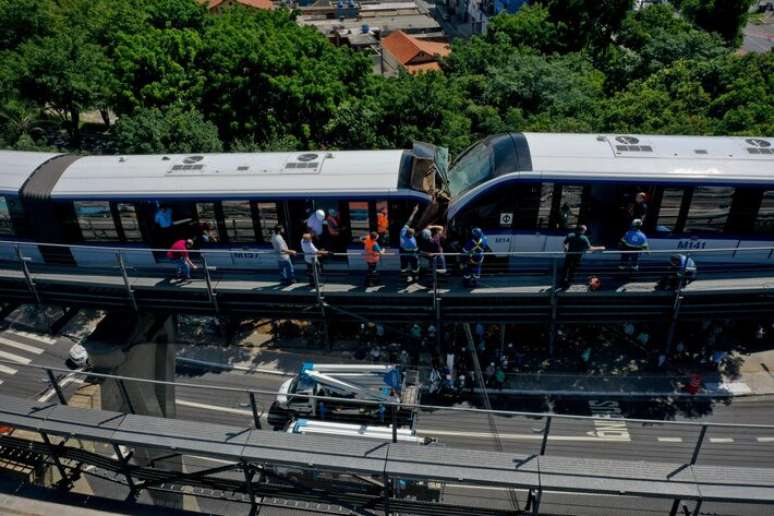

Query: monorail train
[0,133,772,271]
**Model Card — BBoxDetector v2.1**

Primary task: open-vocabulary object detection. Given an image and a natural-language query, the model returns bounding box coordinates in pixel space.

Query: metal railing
[4,357,774,469]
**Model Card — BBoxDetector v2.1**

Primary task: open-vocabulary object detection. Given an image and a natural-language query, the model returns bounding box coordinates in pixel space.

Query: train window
[222,201,255,243]
[74,201,120,241]
[754,190,774,233]
[348,201,370,243]
[536,183,554,229]
[116,203,143,242]
[376,200,390,246]
[256,202,279,243]
[557,185,584,229]
[448,142,493,197]
[684,186,734,234]
[195,202,220,242]
[0,196,13,236]
[656,188,684,232]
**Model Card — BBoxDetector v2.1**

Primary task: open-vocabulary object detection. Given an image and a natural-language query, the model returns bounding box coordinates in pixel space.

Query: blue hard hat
[471,227,483,239]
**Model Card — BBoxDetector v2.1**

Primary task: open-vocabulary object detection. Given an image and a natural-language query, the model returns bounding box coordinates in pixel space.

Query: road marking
[709,437,734,444]
[0,336,44,354]
[756,437,774,443]
[417,428,629,443]
[0,364,18,375]
[657,437,683,443]
[0,349,31,364]
[5,329,57,345]
[176,399,253,416]
[588,400,631,441]
[37,375,85,402]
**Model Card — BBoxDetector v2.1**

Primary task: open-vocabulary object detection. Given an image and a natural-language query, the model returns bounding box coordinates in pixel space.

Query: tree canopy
[0,0,769,157]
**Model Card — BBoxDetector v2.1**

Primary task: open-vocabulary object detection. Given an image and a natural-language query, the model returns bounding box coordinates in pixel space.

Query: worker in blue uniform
[619,219,649,272]
[463,227,489,288]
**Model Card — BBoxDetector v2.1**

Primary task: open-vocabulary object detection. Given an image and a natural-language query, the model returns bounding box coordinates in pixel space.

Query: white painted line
[709,437,735,444]
[757,437,774,443]
[5,329,57,345]
[0,364,18,375]
[176,399,253,416]
[418,428,630,443]
[0,349,31,364]
[187,455,238,465]
[37,375,85,402]
[657,437,683,443]
[0,336,44,354]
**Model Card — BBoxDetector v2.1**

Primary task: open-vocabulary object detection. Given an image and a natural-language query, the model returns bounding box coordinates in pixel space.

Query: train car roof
[522,133,774,179]
[50,149,416,200]
[0,151,62,194]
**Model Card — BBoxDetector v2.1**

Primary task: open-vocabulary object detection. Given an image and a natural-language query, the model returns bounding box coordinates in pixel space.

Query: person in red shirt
[167,239,197,280]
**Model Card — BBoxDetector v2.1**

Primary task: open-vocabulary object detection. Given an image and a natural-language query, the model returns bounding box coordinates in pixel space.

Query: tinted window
[684,186,734,234]
[117,203,142,242]
[75,201,119,241]
[557,185,584,229]
[755,190,774,234]
[656,188,684,232]
[256,202,279,243]
[348,201,369,243]
[195,202,220,242]
[376,200,390,246]
[448,142,493,198]
[536,183,554,230]
[0,196,12,236]
[222,201,255,243]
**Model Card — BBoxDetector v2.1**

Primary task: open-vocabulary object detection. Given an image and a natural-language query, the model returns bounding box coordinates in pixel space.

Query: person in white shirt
[306,209,325,239]
[301,232,327,286]
[271,225,296,285]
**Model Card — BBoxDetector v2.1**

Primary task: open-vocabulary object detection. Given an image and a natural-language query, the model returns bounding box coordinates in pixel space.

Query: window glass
[755,191,774,234]
[117,203,142,242]
[557,185,583,229]
[0,196,13,236]
[256,202,279,243]
[74,201,119,241]
[536,183,554,230]
[447,142,493,198]
[656,188,683,232]
[376,200,390,246]
[195,202,220,242]
[222,201,255,243]
[684,186,734,234]
[348,201,370,243]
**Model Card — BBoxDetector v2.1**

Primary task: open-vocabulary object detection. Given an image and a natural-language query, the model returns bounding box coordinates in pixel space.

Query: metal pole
[116,251,138,312]
[46,368,67,405]
[383,472,390,516]
[391,404,398,443]
[312,259,331,350]
[665,283,684,356]
[118,379,136,415]
[249,392,262,430]
[548,257,558,356]
[40,432,71,488]
[690,424,708,465]
[243,463,257,516]
[112,443,138,496]
[201,255,219,313]
[16,245,40,305]
[540,416,552,456]
[432,257,440,326]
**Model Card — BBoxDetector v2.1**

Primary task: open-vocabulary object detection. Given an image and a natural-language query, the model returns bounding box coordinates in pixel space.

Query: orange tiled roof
[207,0,274,10]
[381,30,450,67]
[404,61,442,74]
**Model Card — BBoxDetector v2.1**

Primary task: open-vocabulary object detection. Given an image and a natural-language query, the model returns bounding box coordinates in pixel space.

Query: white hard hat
[315,209,325,221]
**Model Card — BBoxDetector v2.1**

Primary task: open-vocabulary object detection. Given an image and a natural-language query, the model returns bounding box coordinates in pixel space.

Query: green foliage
[674,0,755,46]
[112,106,223,153]
[540,0,634,51]
[0,0,54,51]
[487,5,559,53]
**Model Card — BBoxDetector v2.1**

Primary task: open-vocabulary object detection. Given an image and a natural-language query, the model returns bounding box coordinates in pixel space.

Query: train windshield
[447,141,493,198]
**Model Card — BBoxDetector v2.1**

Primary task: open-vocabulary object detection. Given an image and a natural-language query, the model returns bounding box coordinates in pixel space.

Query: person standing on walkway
[618,219,648,272]
[325,208,342,251]
[301,232,326,286]
[167,238,197,281]
[560,224,604,288]
[272,224,296,285]
[425,224,447,274]
[362,231,384,287]
[660,253,697,290]
[400,205,420,283]
[462,227,489,287]
[306,209,325,240]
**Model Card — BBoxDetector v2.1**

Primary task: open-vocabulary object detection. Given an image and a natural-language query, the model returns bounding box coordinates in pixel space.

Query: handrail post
[16,245,40,305]
[312,258,330,350]
[391,403,398,443]
[201,254,219,313]
[664,267,685,356]
[116,251,138,312]
[540,415,552,455]
[249,392,261,430]
[690,424,708,465]
[46,368,68,405]
[432,255,440,325]
[118,379,136,414]
[548,257,559,356]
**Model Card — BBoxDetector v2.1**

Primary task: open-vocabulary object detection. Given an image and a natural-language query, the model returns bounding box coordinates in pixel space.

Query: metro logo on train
[0,132,772,270]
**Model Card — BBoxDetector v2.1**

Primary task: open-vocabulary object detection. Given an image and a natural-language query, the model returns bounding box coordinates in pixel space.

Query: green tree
[486,4,559,53]
[540,0,634,51]
[674,0,755,46]
[112,106,223,153]
[0,0,54,51]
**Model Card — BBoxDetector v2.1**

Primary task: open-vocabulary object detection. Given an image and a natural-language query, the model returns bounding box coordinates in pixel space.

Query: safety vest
[622,229,648,249]
[377,213,389,234]
[466,238,486,264]
[326,215,340,236]
[364,237,380,264]
[679,255,697,278]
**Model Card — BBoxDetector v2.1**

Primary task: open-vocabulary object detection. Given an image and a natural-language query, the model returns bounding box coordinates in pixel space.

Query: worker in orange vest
[362,231,384,287]
[377,207,389,245]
